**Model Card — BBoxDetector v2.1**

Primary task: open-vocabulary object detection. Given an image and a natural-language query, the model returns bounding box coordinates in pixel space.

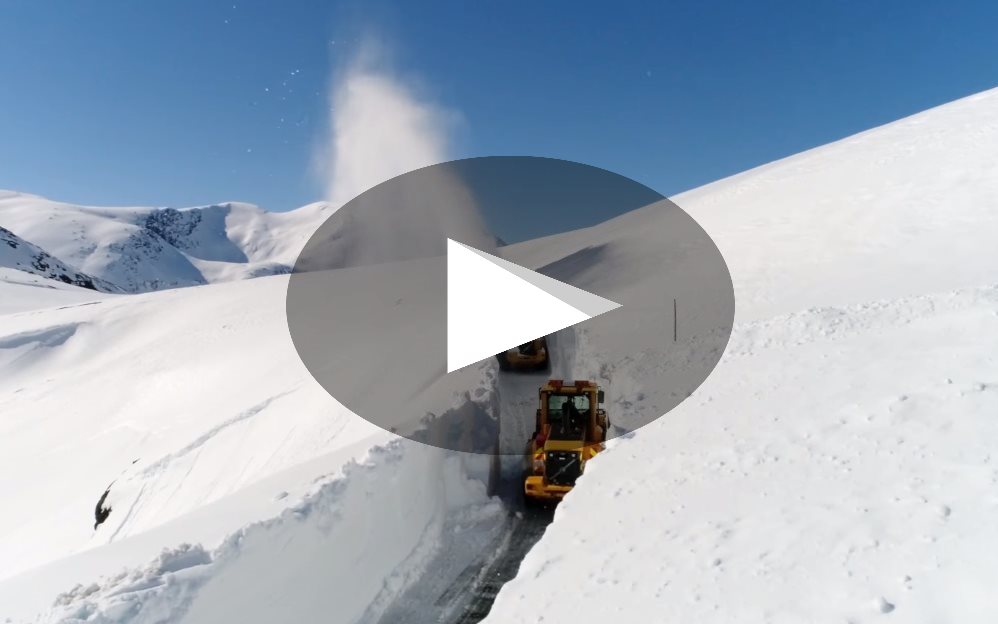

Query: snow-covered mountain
[1,85,997,624]
[0,226,115,292]
[0,191,330,293]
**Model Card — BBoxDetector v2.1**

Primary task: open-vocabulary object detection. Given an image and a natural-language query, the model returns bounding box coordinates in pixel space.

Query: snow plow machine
[524,379,608,502]
[496,337,549,372]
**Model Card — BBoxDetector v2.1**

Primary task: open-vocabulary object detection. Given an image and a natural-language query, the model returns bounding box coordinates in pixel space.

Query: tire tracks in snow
[101,390,296,541]
[451,505,554,624]
[137,390,295,479]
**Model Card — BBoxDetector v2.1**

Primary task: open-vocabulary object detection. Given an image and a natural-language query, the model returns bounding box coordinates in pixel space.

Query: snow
[1,84,997,623]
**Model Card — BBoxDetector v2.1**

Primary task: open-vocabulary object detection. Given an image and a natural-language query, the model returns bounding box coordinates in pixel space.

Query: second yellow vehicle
[495,337,549,372]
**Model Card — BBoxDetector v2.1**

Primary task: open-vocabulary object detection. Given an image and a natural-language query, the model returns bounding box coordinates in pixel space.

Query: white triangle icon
[447,239,621,372]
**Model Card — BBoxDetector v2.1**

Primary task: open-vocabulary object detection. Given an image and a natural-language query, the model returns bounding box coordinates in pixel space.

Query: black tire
[523,492,541,510]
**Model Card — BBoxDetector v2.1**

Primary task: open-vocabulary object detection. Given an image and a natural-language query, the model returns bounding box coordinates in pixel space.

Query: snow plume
[309,39,496,268]
[323,40,452,208]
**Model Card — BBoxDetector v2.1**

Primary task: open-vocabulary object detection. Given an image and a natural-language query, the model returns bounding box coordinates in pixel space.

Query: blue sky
[1,0,996,213]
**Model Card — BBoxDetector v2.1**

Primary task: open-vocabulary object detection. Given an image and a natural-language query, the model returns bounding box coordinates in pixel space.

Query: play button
[286,157,734,456]
[447,239,620,372]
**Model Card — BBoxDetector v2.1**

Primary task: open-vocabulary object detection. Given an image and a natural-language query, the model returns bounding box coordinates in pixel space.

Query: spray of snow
[308,39,495,268]
[322,40,452,208]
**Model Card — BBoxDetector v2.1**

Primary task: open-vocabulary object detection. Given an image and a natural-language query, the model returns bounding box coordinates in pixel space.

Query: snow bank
[39,441,491,624]
[487,285,998,623]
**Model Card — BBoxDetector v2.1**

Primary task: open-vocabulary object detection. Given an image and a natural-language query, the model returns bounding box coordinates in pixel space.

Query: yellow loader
[524,379,608,501]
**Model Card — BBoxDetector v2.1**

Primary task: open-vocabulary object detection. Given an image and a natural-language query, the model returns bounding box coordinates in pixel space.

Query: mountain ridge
[0,192,330,293]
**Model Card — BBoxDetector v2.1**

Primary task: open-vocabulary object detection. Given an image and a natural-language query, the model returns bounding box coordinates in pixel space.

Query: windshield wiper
[548,454,579,481]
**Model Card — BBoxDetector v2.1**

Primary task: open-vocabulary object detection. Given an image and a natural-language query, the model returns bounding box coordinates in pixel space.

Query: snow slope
[0,268,111,315]
[485,88,998,622]
[0,275,383,585]
[676,87,998,321]
[0,191,328,293]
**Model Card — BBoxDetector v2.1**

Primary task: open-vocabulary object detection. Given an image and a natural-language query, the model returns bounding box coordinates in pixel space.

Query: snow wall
[47,441,493,624]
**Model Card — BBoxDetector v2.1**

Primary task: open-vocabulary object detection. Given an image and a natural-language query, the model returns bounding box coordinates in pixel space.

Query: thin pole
[673,298,677,342]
